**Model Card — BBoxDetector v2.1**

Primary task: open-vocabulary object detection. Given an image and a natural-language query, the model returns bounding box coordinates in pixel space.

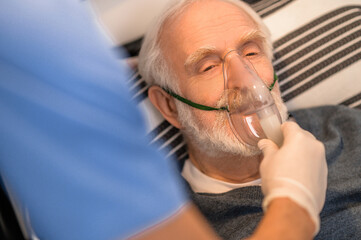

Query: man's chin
[188,131,263,159]
[182,118,263,159]
[201,145,262,159]
[175,98,266,159]
[216,143,262,158]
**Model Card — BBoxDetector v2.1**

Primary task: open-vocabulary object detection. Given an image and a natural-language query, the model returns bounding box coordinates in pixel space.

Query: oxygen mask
[223,50,283,147]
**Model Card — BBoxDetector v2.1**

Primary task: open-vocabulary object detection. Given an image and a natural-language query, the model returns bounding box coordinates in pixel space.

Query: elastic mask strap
[162,72,278,112]
[268,72,278,91]
[163,88,229,112]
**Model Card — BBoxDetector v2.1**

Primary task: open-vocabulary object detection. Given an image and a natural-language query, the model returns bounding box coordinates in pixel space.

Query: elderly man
[139,0,361,239]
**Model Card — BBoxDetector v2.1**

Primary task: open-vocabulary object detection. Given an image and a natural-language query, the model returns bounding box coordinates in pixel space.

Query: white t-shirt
[182,159,261,194]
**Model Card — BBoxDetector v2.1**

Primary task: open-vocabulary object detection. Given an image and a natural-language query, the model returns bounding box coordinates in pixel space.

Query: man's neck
[187,146,262,184]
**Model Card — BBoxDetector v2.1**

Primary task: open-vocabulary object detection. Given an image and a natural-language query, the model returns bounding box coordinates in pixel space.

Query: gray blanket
[186,105,361,240]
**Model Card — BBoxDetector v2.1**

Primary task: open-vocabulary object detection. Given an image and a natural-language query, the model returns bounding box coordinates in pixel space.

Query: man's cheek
[255,61,274,86]
[191,110,216,130]
[260,70,274,86]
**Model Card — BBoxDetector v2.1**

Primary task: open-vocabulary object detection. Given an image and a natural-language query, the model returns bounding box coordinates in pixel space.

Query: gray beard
[175,90,288,158]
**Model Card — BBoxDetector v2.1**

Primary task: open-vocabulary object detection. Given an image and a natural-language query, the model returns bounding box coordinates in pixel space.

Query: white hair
[138,0,273,94]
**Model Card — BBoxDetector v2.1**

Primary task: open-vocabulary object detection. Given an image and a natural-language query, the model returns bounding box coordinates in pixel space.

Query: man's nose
[223,54,256,90]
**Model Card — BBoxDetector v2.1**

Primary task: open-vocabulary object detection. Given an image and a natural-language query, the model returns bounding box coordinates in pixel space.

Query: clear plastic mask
[223,50,283,147]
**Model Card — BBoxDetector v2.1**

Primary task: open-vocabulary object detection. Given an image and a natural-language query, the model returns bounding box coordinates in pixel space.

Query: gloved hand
[258,121,327,235]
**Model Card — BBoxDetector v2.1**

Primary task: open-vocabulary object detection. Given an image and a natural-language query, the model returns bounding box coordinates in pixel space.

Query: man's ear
[148,86,182,129]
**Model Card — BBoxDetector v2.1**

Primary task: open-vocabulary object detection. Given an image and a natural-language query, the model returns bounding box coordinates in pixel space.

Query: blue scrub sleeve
[0,1,188,239]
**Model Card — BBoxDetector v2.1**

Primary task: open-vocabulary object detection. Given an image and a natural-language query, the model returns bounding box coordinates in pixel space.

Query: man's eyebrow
[235,30,265,49]
[184,46,218,72]
[184,30,266,72]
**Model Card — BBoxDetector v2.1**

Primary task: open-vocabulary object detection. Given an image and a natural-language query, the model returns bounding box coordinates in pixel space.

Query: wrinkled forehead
[159,0,258,71]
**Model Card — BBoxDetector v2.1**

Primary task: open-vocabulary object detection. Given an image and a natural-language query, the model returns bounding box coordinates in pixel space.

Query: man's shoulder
[290,105,361,142]
[291,105,360,126]
[291,104,359,116]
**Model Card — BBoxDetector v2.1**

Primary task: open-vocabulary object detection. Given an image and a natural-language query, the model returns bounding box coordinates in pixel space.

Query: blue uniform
[0,1,187,239]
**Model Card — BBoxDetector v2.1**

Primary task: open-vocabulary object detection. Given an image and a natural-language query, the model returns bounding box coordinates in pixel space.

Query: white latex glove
[258,121,327,235]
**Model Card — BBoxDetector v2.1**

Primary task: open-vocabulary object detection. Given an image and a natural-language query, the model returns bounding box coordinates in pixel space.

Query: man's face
[160,0,287,157]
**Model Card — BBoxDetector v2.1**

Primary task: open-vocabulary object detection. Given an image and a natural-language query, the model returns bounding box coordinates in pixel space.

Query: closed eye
[203,65,216,72]
[241,41,262,58]
[245,52,257,56]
